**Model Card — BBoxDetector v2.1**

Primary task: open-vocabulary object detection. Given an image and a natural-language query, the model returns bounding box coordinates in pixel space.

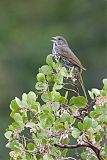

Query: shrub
[5,55,107,160]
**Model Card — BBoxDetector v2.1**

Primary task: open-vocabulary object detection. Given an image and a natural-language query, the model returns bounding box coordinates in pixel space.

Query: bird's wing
[60,46,86,70]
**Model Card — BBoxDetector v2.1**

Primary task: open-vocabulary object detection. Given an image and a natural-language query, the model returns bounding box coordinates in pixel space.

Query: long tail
[79,73,87,100]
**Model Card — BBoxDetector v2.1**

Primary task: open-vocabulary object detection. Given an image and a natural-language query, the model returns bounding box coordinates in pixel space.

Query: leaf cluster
[5,55,107,160]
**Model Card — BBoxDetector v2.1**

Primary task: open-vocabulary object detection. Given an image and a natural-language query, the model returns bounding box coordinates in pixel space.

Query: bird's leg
[79,73,87,100]
[68,67,87,99]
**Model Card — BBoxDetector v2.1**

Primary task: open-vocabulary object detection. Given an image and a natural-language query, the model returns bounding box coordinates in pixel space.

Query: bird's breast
[52,45,60,61]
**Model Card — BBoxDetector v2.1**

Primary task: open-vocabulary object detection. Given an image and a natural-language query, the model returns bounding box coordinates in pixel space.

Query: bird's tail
[79,73,87,100]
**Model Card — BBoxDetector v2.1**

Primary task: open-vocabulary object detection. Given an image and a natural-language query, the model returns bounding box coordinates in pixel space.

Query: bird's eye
[58,38,61,40]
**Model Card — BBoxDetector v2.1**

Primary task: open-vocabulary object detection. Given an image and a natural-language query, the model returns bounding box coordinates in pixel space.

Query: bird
[51,35,87,99]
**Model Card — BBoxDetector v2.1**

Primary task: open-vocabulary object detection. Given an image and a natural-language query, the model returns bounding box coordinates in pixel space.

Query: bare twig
[74,115,83,122]
[55,143,104,160]
[63,81,80,94]
[63,87,79,96]
[86,100,95,113]
[63,157,77,160]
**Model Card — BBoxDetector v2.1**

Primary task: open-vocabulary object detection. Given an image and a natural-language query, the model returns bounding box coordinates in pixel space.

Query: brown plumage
[59,46,86,71]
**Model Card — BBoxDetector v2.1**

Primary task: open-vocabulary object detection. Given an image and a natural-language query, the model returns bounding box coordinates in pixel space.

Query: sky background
[0,0,106,159]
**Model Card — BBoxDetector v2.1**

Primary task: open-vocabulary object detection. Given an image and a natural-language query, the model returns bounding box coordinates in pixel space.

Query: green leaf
[51,91,61,102]
[72,128,81,139]
[70,66,75,76]
[95,134,101,142]
[70,115,75,124]
[27,91,37,104]
[46,54,53,67]
[41,104,51,114]
[78,122,83,130]
[65,91,68,99]
[103,79,107,89]
[54,72,63,84]
[90,110,101,118]
[31,102,40,112]
[40,65,53,75]
[53,83,63,90]
[81,152,87,160]
[40,113,55,127]
[36,154,42,160]
[27,143,35,151]
[25,153,32,160]
[60,67,68,77]
[37,73,45,82]
[43,153,54,160]
[50,137,57,145]
[10,100,19,111]
[35,82,48,91]
[46,114,55,127]
[92,119,98,128]
[8,122,21,131]
[52,146,61,157]
[92,88,100,96]
[61,149,68,157]
[59,96,68,105]
[39,114,47,127]
[37,131,48,139]
[61,113,71,122]
[104,146,107,154]
[42,138,48,144]
[88,90,94,99]
[4,131,12,139]
[54,122,64,130]
[15,97,24,108]
[90,156,98,160]
[83,117,92,130]
[64,121,69,129]
[70,96,87,108]
[13,113,23,126]
[46,74,54,82]
[22,93,27,102]
[41,91,52,102]
[51,102,60,112]
[9,141,21,150]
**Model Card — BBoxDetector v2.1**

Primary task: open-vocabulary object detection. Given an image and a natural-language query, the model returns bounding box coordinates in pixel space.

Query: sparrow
[51,36,87,99]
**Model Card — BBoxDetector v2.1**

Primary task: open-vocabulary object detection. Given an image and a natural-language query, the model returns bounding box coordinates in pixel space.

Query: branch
[86,100,95,111]
[74,115,83,122]
[55,143,104,160]
[63,81,80,94]
[63,157,77,160]
[63,87,79,96]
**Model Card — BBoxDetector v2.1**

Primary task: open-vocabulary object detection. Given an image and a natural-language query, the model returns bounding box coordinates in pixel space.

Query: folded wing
[60,46,86,70]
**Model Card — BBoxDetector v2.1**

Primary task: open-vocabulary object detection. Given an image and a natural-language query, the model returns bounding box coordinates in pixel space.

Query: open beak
[51,36,57,42]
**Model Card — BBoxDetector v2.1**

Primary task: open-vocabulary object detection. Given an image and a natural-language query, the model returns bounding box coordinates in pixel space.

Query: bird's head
[51,36,68,47]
